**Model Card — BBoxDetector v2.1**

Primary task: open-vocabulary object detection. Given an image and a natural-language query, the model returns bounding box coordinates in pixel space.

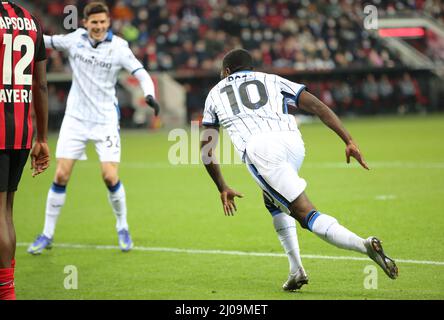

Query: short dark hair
[84,1,109,19]
[222,49,254,73]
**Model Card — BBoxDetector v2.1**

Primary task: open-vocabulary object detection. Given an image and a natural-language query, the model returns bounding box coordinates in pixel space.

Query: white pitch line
[74,161,444,169]
[16,243,444,266]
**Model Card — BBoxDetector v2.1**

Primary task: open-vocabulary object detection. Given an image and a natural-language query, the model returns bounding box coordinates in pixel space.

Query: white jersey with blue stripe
[202,70,306,159]
[45,28,146,125]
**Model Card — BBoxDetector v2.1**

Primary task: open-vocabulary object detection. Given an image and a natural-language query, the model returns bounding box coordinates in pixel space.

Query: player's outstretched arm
[130,69,160,116]
[31,60,50,177]
[201,125,243,216]
[298,90,370,170]
[43,33,76,52]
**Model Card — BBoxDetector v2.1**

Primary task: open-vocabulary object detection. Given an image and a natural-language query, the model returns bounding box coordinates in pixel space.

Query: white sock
[107,182,128,232]
[273,213,303,274]
[310,212,367,254]
[43,185,66,239]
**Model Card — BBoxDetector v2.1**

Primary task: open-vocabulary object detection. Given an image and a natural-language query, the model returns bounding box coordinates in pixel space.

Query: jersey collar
[81,30,113,48]
[231,70,253,75]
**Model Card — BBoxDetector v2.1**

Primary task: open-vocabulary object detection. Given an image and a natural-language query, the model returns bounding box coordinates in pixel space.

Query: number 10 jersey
[203,70,306,160]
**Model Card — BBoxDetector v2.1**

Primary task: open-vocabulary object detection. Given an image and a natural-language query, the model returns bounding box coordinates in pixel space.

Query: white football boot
[283,267,309,291]
[365,236,398,279]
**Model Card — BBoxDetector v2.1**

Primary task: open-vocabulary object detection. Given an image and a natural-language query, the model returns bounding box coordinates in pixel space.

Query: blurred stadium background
[14,0,444,129]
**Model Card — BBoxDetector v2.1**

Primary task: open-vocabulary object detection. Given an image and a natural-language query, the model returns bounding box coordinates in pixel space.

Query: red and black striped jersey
[0,1,46,150]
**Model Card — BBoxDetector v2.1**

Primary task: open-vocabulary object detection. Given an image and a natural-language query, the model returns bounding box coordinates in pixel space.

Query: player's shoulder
[207,78,227,99]
[67,27,88,39]
[13,2,31,16]
[252,70,271,78]
[110,33,130,48]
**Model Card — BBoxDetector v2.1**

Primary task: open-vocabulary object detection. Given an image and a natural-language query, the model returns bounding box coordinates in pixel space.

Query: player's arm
[201,125,243,216]
[31,59,50,177]
[119,44,160,115]
[133,69,160,116]
[298,90,369,170]
[43,30,79,51]
[30,19,50,177]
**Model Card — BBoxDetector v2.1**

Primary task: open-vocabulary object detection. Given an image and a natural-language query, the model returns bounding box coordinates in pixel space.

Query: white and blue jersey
[44,28,152,125]
[202,70,306,159]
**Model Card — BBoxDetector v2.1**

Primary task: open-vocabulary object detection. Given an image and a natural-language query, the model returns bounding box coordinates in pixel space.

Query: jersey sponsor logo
[73,53,112,69]
[0,88,32,103]
[0,16,37,31]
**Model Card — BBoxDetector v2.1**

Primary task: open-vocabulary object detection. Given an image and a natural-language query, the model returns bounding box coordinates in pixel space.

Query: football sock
[306,211,367,254]
[0,268,15,300]
[273,213,304,274]
[107,181,128,231]
[43,183,67,239]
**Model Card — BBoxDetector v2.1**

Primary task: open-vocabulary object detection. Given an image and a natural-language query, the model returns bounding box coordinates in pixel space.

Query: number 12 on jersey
[2,34,34,86]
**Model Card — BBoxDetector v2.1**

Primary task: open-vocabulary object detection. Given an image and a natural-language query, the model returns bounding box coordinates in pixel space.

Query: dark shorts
[0,149,30,192]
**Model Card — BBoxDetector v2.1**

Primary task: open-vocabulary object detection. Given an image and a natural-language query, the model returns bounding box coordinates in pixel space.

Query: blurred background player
[27,1,160,255]
[201,49,398,291]
[0,0,50,299]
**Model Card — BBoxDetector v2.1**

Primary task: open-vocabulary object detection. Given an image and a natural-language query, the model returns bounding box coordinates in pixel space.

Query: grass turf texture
[14,115,444,299]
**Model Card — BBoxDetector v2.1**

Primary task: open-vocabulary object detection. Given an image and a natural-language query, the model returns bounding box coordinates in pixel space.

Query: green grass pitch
[13,115,444,299]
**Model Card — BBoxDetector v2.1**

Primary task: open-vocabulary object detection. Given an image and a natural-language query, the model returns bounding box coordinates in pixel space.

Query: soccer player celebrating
[201,49,398,291]
[0,1,50,299]
[28,2,160,254]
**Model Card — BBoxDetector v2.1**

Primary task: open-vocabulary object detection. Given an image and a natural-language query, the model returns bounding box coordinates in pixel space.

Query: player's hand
[346,142,369,170]
[145,95,160,116]
[30,141,50,177]
[220,188,243,216]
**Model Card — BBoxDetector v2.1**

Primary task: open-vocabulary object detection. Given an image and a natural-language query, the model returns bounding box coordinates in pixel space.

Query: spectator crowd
[33,0,418,73]
[24,0,440,124]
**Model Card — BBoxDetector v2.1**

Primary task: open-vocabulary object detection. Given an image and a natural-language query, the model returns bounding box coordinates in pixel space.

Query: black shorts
[0,149,30,192]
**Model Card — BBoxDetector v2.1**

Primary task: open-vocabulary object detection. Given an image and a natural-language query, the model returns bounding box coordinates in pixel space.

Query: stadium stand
[22,0,444,124]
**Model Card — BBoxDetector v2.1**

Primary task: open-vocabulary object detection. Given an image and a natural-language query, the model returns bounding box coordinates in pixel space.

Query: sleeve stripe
[280,81,297,95]
[295,85,306,107]
[50,36,57,50]
[202,122,220,127]
[131,67,144,75]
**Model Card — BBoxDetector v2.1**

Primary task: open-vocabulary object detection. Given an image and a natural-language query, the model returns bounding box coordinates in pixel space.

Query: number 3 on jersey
[220,80,268,115]
[2,34,34,85]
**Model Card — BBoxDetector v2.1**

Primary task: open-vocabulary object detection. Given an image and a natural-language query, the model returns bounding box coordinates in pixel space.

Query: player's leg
[0,152,13,269]
[0,149,30,299]
[29,116,86,255]
[288,192,398,279]
[95,124,132,252]
[42,158,76,238]
[101,162,132,252]
[262,192,308,291]
[0,191,15,300]
[245,133,308,290]
[28,158,76,255]
[6,192,15,262]
[288,192,367,253]
[101,162,128,230]
[263,192,304,273]
[0,192,13,267]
